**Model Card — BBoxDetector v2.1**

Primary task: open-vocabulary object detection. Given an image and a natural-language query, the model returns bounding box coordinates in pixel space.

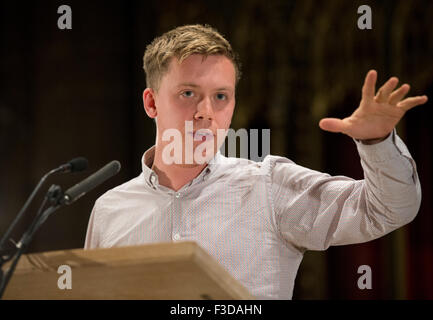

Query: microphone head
[68,157,89,172]
[63,160,121,204]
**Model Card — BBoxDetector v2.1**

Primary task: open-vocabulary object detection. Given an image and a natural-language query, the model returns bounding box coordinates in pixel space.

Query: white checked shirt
[84,130,421,299]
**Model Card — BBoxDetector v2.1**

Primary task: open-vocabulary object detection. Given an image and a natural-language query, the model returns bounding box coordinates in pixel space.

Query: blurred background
[0,0,432,299]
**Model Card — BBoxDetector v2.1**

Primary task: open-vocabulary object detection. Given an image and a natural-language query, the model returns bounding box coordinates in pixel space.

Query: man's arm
[84,205,99,249]
[270,130,421,251]
[271,70,426,251]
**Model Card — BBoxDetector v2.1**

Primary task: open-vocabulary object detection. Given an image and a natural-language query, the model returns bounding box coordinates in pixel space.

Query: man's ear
[143,88,157,119]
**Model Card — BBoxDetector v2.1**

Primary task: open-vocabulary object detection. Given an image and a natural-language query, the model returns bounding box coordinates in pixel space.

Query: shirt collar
[141,146,157,189]
[141,145,222,189]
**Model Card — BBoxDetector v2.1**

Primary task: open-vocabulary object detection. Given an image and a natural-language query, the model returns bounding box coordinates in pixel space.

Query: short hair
[143,24,241,91]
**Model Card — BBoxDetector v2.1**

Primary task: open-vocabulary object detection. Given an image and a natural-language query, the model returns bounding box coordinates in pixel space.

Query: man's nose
[194,97,214,121]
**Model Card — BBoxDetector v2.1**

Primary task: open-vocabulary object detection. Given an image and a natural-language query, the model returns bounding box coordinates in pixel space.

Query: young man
[85,24,427,299]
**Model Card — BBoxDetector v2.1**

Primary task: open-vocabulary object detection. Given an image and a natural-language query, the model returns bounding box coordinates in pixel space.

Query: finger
[319,118,348,133]
[362,70,377,100]
[397,95,428,111]
[375,77,399,103]
[388,84,410,105]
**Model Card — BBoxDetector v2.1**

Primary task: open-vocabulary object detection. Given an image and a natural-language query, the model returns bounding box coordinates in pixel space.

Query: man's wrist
[354,129,400,163]
[359,133,391,145]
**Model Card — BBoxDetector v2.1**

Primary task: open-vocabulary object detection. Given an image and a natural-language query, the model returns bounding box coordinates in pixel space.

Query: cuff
[354,129,404,162]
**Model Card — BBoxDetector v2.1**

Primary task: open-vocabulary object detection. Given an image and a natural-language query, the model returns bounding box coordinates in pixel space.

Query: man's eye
[182,91,194,97]
[216,93,227,101]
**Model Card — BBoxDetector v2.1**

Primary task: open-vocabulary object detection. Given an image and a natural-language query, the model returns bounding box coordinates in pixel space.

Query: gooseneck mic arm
[0,157,88,252]
[0,159,120,299]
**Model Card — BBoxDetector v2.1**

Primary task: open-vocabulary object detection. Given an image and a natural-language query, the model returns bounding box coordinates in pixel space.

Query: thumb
[318,118,347,133]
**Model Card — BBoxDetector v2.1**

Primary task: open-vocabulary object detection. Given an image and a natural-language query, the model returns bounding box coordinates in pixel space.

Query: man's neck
[151,146,209,192]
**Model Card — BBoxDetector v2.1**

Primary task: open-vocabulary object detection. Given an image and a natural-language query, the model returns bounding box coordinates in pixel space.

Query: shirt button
[173,233,181,241]
[175,192,181,198]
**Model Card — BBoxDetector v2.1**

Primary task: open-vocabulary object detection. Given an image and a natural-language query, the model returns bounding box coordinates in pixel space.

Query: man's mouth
[187,131,214,142]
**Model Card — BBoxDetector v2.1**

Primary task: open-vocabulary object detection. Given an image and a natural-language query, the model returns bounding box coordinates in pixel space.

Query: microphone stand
[0,164,76,253]
[0,159,119,298]
[0,158,87,252]
[0,184,66,298]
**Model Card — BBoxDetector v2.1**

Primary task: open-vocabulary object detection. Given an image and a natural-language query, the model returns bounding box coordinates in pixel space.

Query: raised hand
[319,70,428,143]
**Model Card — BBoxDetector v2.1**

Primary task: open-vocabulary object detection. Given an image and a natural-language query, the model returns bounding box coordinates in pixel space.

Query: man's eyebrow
[177,83,199,88]
[215,87,233,92]
[176,83,233,91]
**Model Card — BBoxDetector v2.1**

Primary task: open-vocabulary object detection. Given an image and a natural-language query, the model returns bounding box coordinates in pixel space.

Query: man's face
[145,54,236,165]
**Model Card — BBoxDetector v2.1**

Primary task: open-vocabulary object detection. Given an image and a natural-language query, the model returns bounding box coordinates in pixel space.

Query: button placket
[172,191,182,242]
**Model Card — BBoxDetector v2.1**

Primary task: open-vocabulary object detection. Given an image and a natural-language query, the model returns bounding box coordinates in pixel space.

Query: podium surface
[3,241,254,300]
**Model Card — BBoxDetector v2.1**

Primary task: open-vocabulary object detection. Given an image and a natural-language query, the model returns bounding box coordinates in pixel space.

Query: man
[85,24,428,299]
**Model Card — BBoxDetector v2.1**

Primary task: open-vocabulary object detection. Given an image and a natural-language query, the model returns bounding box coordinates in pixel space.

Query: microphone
[63,160,121,205]
[0,157,89,251]
[58,157,89,173]
[0,158,113,299]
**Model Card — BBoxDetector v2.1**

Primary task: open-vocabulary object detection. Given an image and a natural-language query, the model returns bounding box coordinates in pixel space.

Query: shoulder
[215,153,296,170]
[93,172,145,211]
[218,153,332,190]
[211,153,298,181]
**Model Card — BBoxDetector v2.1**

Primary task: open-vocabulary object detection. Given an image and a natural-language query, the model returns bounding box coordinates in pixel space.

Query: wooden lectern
[2,241,254,300]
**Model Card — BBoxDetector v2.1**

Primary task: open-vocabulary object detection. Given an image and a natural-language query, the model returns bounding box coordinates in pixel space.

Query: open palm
[319,70,428,141]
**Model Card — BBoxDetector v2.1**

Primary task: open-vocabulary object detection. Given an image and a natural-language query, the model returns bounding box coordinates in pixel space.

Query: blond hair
[143,24,241,91]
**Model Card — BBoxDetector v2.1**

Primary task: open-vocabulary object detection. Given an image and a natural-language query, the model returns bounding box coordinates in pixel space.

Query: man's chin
[175,162,208,169]
[183,142,218,163]
[184,148,216,166]
[160,140,220,166]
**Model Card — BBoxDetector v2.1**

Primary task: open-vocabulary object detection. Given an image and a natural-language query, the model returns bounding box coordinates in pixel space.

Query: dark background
[1,0,432,299]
